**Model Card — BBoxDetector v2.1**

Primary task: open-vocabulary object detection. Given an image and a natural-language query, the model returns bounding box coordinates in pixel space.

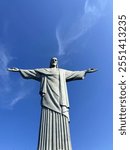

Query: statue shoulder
[34,68,50,73]
[59,68,66,72]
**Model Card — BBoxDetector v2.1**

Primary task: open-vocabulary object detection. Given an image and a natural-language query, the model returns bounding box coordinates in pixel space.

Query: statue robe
[20,68,86,150]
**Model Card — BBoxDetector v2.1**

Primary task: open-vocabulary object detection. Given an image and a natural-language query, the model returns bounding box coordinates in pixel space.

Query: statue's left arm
[65,68,97,82]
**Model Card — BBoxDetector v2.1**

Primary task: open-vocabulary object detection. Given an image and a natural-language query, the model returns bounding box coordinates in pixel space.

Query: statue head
[50,57,58,68]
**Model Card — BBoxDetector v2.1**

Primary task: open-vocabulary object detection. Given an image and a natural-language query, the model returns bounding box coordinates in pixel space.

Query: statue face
[50,57,58,68]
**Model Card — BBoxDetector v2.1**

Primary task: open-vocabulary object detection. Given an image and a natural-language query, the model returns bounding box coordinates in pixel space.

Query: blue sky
[0,0,112,150]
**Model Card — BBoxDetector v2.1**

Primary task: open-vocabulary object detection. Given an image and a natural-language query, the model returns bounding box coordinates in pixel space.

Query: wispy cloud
[9,90,29,108]
[10,93,25,107]
[0,45,32,109]
[56,0,107,56]
[0,45,12,92]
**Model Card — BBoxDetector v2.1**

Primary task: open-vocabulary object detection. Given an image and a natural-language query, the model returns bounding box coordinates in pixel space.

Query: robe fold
[19,68,86,150]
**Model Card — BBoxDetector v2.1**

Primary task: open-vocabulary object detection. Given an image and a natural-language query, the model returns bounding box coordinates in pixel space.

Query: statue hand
[86,68,98,73]
[7,67,20,72]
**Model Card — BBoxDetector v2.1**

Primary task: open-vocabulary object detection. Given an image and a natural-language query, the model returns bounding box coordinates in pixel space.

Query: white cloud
[0,45,12,92]
[9,91,27,107]
[56,0,108,56]
[0,45,32,109]
[9,79,33,108]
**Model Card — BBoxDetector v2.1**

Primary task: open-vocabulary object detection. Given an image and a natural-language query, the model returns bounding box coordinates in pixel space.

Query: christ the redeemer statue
[8,57,97,150]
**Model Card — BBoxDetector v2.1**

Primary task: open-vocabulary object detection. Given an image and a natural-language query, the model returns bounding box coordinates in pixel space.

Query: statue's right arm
[7,67,20,72]
[7,67,41,81]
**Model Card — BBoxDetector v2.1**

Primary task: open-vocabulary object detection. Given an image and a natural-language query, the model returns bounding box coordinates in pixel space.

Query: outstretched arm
[85,68,98,74]
[7,67,20,72]
[7,67,41,81]
[65,68,98,82]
